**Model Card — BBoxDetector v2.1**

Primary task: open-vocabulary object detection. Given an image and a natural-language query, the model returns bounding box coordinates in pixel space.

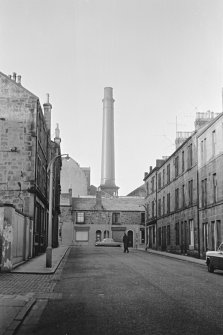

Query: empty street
[16,247,223,335]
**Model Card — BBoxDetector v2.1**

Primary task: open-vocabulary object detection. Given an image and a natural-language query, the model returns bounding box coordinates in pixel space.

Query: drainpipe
[196,136,200,258]
[155,169,158,250]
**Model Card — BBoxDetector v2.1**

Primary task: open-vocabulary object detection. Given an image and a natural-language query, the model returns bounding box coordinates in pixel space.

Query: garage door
[76,230,88,242]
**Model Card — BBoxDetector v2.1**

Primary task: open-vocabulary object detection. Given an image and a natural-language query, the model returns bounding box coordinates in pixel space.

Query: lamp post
[46,153,69,268]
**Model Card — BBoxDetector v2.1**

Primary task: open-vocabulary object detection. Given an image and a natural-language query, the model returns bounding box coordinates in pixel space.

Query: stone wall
[0,204,33,272]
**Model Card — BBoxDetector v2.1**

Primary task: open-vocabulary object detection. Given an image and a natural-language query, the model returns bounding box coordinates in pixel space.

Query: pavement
[0,245,69,335]
[0,245,206,335]
[143,247,206,266]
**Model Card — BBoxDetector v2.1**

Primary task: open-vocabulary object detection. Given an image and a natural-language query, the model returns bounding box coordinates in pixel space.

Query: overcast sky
[1,0,223,195]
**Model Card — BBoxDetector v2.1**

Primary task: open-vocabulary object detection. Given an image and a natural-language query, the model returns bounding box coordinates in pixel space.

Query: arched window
[96,230,102,242]
[104,230,109,238]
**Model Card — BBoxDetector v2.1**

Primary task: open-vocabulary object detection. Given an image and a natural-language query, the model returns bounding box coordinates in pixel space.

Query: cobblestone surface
[0,249,70,335]
[0,274,56,295]
[0,248,68,297]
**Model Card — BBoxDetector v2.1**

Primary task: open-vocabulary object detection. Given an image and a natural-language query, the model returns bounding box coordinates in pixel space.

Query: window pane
[77,212,84,223]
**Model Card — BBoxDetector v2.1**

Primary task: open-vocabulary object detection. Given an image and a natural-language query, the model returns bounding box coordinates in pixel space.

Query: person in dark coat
[123,233,129,253]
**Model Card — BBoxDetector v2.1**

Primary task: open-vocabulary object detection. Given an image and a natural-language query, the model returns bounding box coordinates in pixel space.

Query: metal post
[46,162,53,267]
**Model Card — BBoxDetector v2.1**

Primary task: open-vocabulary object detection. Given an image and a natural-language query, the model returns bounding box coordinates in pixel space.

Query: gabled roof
[0,71,38,99]
[72,196,145,212]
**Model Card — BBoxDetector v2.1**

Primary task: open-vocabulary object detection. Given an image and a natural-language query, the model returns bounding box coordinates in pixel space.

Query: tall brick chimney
[43,93,52,137]
[100,87,119,196]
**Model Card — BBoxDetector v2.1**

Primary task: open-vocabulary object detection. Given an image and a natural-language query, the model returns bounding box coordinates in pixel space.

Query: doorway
[128,230,133,247]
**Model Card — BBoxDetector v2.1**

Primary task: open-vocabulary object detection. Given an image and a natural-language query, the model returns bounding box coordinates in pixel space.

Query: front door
[161,226,167,251]
[128,230,133,247]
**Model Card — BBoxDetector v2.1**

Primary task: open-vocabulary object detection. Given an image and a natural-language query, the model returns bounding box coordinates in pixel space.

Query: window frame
[76,212,85,223]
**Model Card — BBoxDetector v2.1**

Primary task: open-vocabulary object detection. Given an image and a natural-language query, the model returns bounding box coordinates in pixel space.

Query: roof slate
[72,196,145,211]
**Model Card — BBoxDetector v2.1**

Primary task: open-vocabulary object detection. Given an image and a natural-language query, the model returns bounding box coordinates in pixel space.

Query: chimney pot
[13,72,16,81]
[46,93,50,104]
[8,75,12,79]
[149,166,153,172]
[17,75,21,85]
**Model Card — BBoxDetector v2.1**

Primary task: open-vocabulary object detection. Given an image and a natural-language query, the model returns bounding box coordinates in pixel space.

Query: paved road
[16,247,223,335]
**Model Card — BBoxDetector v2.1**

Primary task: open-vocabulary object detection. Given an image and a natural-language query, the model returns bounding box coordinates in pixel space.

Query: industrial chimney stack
[100,87,119,196]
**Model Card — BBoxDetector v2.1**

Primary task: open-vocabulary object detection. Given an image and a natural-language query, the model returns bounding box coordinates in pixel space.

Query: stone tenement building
[197,112,223,257]
[0,71,61,257]
[60,191,145,248]
[144,111,222,258]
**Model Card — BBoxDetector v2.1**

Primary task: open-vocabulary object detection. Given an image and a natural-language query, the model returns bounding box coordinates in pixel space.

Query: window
[201,179,207,207]
[167,193,170,214]
[104,230,109,238]
[158,199,161,216]
[163,169,165,186]
[175,156,179,177]
[146,182,149,195]
[158,173,161,190]
[188,143,193,169]
[112,213,120,224]
[175,188,179,210]
[141,212,145,224]
[182,151,185,172]
[188,180,193,206]
[212,130,216,156]
[158,227,162,246]
[167,164,170,183]
[151,176,155,193]
[175,222,179,245]
[203,222,208,252]
[163,196,165,215]
[204,138,207,162]
[96,230,102,242]
[167,225,170,245]
[76,212,85,223]
[213,173,217,203]
[189,219,194,248]
[200,140,204,165]
[76,230,88,241]
[182,184,185,208]
[141,229,145,244]
[153,226,156,243]
[152,200,155,217]
[37,156,41,186]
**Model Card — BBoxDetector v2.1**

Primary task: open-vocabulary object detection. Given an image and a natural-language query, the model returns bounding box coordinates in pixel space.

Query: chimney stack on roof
[43,93,52,137]
[12,72,16,81]
[17,75,21,85]
[54,123,61,145]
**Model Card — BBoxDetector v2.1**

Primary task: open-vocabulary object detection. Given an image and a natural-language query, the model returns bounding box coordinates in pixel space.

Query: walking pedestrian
[123,233,129,253]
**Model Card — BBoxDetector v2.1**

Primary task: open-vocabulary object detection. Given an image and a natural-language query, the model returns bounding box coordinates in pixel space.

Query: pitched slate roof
[72,196,145,212]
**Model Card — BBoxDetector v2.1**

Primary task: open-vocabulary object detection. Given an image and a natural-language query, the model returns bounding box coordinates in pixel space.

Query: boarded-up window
[76,230,88,241]
[112,230,124,242]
